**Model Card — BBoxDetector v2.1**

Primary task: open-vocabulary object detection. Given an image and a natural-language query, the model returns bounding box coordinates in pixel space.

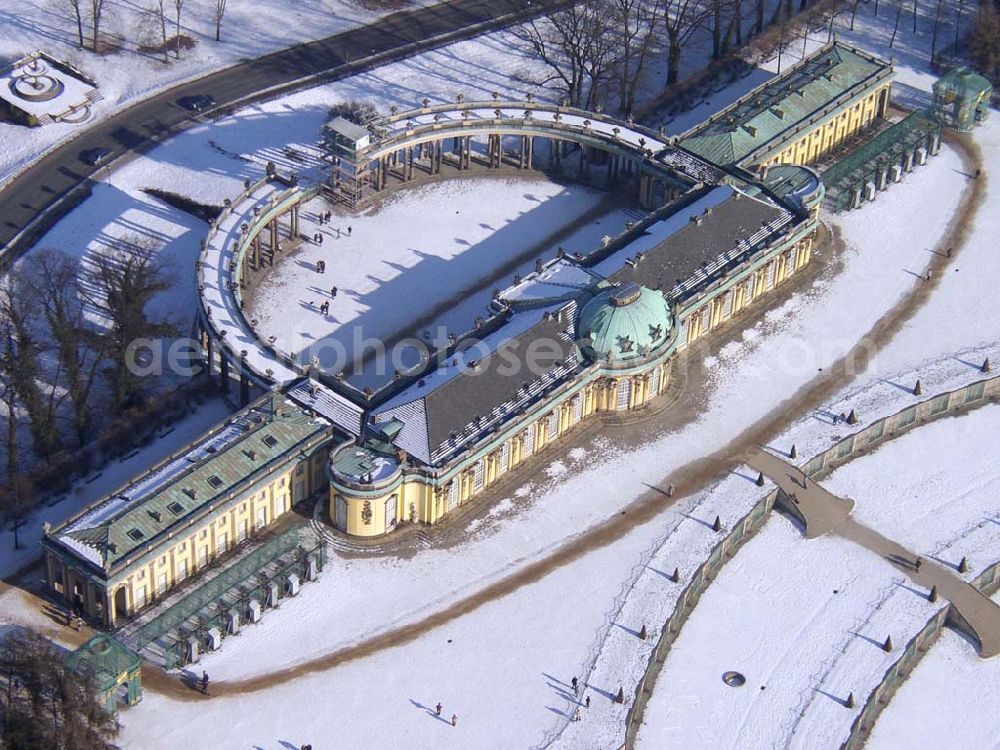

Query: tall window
[617,379,631,410]
[474,460,485,490]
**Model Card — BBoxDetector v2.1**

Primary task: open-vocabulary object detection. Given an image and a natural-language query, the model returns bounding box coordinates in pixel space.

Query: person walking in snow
[573,708,581,722]
[571,676,579,695]
[451,714,457,727]
[330,286,338,298]
[585,695,591,709]
[200,671,209,695]
[347,225,353,236]
[435,702,443,716]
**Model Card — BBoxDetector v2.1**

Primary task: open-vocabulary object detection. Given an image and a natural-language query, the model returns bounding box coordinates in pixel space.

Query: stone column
[239,353,250,406]
[204,328,214,376]
[220,350,230,394]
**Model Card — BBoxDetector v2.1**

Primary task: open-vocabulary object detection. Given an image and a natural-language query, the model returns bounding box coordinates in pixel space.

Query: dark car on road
[179,94,216,112]
[80,147,111,166]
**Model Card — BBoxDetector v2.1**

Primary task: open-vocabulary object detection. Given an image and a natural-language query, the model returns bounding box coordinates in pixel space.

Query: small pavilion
[66,634,142,713]
[931,68,993,132]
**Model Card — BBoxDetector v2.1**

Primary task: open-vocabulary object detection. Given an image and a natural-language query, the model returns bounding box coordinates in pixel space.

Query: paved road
[0,0,569,264]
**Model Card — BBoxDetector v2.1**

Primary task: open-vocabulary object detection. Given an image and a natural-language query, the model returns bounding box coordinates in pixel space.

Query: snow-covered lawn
[250,180,636,386]
[867,589,1000,750]
[124,519,664,750]
[825,404,1000,576]
[634,520,932,750]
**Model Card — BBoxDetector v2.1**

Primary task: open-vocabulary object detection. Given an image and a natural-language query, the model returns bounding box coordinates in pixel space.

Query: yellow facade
[329,363,673,536]
[765,84,891,167]
[680,235,813,349]
[48,449,329,626]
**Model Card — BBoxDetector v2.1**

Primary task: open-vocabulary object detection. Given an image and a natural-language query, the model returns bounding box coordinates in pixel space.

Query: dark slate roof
[286,378,365,437]
[606,189,789,297]
[374,305,580,465]
[679,42,892,167]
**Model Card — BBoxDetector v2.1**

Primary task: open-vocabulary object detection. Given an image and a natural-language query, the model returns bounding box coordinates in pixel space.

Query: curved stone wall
[616,370,1000,750]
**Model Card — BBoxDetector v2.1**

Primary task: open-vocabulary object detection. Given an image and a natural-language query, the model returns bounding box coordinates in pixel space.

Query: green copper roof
[578,283,672,363]
[50,394,330,571]
[679,42,892,167]
[933,67,993,99]
[66,635,140,692]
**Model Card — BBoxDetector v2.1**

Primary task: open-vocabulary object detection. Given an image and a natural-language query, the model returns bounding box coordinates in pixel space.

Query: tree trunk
[667,31,682,85]
[712,0,723,59]
[890,0,903,46]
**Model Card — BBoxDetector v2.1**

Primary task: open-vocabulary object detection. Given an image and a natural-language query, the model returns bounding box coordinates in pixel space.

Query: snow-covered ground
[867,588,1000,750]
[634,520,937,750]
[826,404,1000,577]
[250,181,636,386]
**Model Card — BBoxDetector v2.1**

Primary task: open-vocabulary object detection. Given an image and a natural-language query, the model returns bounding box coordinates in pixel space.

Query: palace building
[678,41,893,169]
[43,41,893,626]
[43,394,333,626]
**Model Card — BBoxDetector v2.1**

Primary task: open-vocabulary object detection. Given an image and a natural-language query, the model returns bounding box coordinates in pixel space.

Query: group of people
[569,676,590,721]
[434,703,457,726]
[313,209,353,243]
[315,260,327,274]
[66,606,84,632]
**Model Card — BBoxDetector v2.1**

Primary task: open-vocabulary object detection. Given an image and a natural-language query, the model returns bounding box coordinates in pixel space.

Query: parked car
[179,94,216,112]
[80,147,111,166]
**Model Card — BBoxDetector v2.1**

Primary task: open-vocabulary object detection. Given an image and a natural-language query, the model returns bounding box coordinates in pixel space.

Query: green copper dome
[577,283,673,363]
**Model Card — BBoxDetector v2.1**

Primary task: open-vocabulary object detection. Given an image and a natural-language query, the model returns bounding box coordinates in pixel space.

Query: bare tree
[890,0,904,46]
[66,0,85,48]
[0,475,35,550]
[0,272,63,459]
[754,0,766,35]
[214,0,228,41]
[722,0,746,51]
[969,4,1000,81]
[664,0,710,85]
[84,237,177,413]
[28,250,107,448]
[611,0,665,117]
[930,0,944,63]
[173,0,185,58]
[89,0,106,52]
[152,0,170,62]
[514,3,616,109]
[0,630,121,747]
